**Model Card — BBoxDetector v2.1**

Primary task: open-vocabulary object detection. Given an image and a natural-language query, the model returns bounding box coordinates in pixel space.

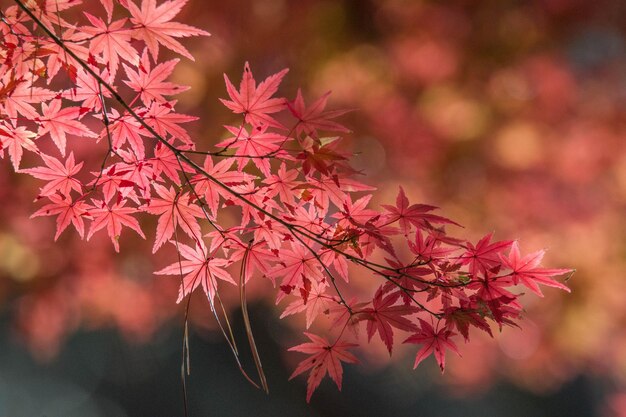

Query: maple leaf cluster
[0,0,573,402]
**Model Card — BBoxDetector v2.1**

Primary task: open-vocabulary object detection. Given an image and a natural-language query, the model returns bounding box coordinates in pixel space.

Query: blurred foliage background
[0,0,625,415]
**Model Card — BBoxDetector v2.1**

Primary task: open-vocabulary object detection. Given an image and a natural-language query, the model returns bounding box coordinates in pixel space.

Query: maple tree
[0,0,575,403]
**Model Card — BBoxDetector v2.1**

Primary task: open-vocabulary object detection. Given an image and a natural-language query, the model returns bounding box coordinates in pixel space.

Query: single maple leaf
[150,141,193,184]
[0,122,37,170]
[262,163,300,205]
[220,62,289,128]
[216,124,285,176]
[30,193,91,240]
[280,279,332,328]
[80,13,138,79]
[191,156,253,217]
[458,232,514,277]
[41,27,90,82]
[20,152,83,197]
[123,50,188,105]
[38,99,97,156]
[297,136,348,176]
[362,286,418,354]
[404,318,461,373]
[466,270,517,301]
[143,183,204,253]
[382,187,461,234]
[1,80,56,120]
[268,242,324,290]
[227,238,277,282]
[287,89,350,137]
[142,100,197,146]
[87,198,146,252]
[154,240,235,303]
[64,68,113,112]
[102,108,149,159]
[289,332,358,402]
[125,0,210,61]
[408,229,458,262]
[87,164,140,204]
[307,173,375,214]
[444,304,493,342]
[500,241,572,297]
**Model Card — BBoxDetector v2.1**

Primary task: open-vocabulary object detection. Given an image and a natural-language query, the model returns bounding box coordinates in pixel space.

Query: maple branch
[13,1,461,325]
[13,0,391,303]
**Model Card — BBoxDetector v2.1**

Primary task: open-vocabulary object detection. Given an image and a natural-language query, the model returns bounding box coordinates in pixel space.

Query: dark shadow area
[0,304,606,417]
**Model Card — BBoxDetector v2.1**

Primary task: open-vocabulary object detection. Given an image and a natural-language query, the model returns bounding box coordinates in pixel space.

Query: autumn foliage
[0,0,573,402]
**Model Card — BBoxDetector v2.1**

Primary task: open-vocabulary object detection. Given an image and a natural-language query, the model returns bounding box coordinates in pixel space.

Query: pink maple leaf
[382,186,461,234]
[143,100,197,146]
[0,122,37,170]
[143,183,204,253]
[64,68,112,112]
[21,152,83,197]
[362,287,418,354]
[1,80,56,120]
[280,279,333,329]
[102,108,149,159]
[80,13,138,79]
[404,318,461,373]
[216,124,285,176]
[191,156,253,217]
[154,241,235,303]
[289,332,359,402]
[123,50,188,105]
[87,198,146,252]
[458,232,514,277]
[31,194,91,240]
[220,62,289,128]
[125,0,210,61]
[38,99,97,156]
[500,241,572,296]
[287,89,350,137]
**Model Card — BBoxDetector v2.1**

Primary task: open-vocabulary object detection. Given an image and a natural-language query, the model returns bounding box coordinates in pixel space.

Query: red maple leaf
[21,152,83,197]
[125,0,210,61]
[500,241,572,296]
[268,242,324,291]
[143,184,204,253]
[31,193,91,240]
[38,99,97,156]
[444,304,493,342]
[154,241,235,303]
[458,232,514,277]
[0,122,37,170]
[228,239,277,283]
[287,89,350,137]
[64,68,112,112]
[297,136,349,176]
[221,62,289,128]
[362,287,418,354]
[280,279,333,328]
[1,80,56,120]
[103,108,150,159]
[87,198,146,252]
[123,50,188,105]
[142,100,197,146]
[262,163,300,205]
[289,332,359,402]
[382,187,461,234]
[80,13,137,79]
[216,124,285,176]
[404,319,461,373]
[191,156,253,217]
